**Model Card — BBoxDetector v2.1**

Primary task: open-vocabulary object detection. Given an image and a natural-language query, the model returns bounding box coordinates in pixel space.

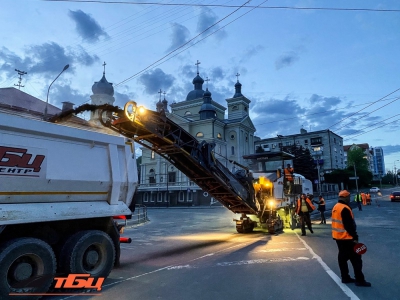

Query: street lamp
[43,64,69,120]
[353,163,359,194]
[393,160,399,186]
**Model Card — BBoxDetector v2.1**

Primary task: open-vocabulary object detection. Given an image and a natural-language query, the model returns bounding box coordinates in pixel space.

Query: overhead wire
[41,1,400,13]
[115,0,253,87]
[328,87,400,129]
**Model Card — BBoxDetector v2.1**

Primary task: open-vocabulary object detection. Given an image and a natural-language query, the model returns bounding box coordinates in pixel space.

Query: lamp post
[394,160,399,186]
[353,163,359,194]
[43,64,69,120]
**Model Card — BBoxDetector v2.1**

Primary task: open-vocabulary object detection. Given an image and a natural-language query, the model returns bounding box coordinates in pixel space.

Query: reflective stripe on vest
[331,203,354,240]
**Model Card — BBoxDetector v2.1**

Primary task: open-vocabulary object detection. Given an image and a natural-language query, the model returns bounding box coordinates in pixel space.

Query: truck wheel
[60,230,115,278]
[0,238,56,300]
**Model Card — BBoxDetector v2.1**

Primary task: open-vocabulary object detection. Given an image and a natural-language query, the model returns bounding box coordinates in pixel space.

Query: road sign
[349,177,359,180]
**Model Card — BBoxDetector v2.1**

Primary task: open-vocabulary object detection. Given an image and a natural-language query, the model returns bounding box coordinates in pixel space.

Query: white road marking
[216,256,309,267]
[296,232,360,300]
[255,247,307,252]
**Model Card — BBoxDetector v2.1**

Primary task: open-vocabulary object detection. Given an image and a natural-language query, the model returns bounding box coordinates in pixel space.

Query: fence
[127,204,149,227]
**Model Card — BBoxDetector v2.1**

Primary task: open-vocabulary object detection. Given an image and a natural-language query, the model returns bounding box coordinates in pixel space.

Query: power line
[334,96,400,131]
[344,116,400,139]
[41,1,400,12]
[252,96,399,127]
[328,87,400,129]
[115,0,253,86]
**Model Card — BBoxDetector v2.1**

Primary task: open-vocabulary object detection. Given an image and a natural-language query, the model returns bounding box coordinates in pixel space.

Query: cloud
[211,67,225,81]
[196,7,227,40]
[239,45,264,64]
[68,10,109,43]
[382,145,400,155]
[138,68,175,95]
[275,51,300,70]
[0,47,32,77]
[24,43,99,78]
[0,44,98,79]
[47,82,90,108]
[167,23,190,52]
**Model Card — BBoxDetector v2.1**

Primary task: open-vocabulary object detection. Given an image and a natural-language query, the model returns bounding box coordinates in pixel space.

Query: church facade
[135,68,256,207]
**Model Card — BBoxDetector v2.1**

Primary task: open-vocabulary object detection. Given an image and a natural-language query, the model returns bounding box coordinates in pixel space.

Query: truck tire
[60,230,115,278]
[0,238,56,300]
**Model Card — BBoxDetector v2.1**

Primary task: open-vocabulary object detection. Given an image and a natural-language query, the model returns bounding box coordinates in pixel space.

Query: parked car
[370,187,380,193]
[390,191,400,202]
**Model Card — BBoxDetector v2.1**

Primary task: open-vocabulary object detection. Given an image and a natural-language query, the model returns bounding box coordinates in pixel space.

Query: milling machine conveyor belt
[104,103,259,215]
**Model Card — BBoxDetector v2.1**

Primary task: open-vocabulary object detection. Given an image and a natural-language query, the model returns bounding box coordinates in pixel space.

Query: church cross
[103,61,107,75]
[158,89,162,101]
[235,72,240,82]
[195,60,201,74]
[205,77,210,88]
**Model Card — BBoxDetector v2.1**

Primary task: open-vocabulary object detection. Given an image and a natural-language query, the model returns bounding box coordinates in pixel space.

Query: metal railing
[127,204,149,226]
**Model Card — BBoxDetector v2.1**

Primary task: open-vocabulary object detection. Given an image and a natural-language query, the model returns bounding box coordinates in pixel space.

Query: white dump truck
[0,111,137,297]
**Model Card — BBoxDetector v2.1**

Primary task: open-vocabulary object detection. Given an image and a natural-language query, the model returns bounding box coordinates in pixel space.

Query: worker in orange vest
[284,164,294,194]
[361,192,367,206]
[295,193,315,236]
[366,192,371,205]
[331,190,371,287]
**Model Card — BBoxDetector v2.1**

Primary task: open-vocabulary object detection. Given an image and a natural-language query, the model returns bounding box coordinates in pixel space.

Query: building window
[263,144,269,148]
[245,134,248,142]
[184,111,192,115]
[178,191,185,202]
[168,171,176,183]
[196,132,204,137]
[296,140,300,144]
[311,137,322,145]
[150,193,156,202]
[164,192,169,202]
[244,106,248,112]
[272,144,276,149]
[232,105,238,110]
[304,140,308,144]
[143,193,149,202]
[217,133,222,139]
[151,151,155,159]
[149,169,156,184]
[230,134,235,140]
[231,146,235,155]
[157,192,163,202]
[187,190,193,202]
[334,138,336,144]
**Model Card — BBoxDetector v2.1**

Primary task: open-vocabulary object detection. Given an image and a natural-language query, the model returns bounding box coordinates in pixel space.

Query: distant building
[370,146,385,180]
[343,143,373,173]
[254,128,344,190]
[135,69,256,207]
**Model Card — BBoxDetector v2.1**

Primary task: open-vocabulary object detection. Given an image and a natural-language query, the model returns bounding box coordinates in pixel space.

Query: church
[136,64,257,207]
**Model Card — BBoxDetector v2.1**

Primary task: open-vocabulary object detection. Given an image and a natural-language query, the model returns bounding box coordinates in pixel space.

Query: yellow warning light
[138,106,146,114]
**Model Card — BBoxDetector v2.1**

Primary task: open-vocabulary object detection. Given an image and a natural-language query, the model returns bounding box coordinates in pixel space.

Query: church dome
[92,74,114,96]
[186,73,205,101]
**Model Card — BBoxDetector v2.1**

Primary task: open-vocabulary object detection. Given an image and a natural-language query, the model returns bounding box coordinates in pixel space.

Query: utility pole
[354,164,359,193]
[14,69,27,89]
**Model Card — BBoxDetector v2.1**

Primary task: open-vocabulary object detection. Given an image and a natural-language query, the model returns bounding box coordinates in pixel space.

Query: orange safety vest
[284,167,294,181]
[296,197,315,214]
[331,203,354,240]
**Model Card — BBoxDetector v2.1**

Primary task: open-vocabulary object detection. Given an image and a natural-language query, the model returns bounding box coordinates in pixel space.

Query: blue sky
[1,0,400,172]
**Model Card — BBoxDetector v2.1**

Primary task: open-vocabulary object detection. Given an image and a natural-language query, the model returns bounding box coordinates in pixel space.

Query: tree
[284,145,317,181]
[347,146,369,171]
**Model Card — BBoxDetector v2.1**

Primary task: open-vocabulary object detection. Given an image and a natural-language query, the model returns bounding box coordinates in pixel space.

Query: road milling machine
[53,102,313,234]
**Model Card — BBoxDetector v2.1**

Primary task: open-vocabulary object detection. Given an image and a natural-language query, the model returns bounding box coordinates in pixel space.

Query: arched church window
[217,133,222,139]
[184,111,192,115]
[196,132,204,137]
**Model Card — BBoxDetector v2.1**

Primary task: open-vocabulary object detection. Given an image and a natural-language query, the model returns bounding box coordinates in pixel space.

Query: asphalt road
[47,188,400,300]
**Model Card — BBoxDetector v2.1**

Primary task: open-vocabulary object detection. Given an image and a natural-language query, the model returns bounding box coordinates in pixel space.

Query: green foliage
[347,146,369,171]
[284,145,317,181]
